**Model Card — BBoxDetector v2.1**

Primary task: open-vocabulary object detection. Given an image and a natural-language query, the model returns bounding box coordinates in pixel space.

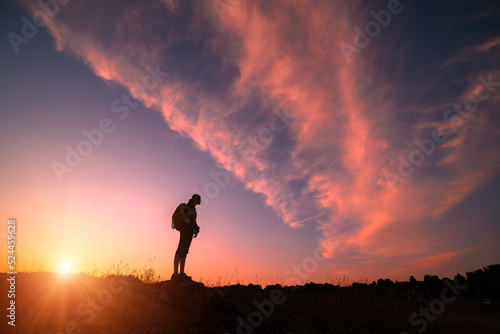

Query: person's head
[191,194,201,206]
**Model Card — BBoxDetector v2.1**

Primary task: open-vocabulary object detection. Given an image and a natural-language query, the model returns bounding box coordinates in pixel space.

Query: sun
[57,260,74,275]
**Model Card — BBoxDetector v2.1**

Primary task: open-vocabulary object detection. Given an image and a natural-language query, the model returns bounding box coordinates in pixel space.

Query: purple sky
[1,0,499,283]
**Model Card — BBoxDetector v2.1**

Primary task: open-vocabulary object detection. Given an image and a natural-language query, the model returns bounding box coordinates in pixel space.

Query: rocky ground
[1,273,499,333]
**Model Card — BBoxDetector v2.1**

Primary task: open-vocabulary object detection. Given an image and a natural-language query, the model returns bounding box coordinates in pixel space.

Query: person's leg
[179,256,186,274]
[174,255,180,275]
[175,229,193,278]
[174,229,188,276]
[180,235,193,275]
[173,232,183,278]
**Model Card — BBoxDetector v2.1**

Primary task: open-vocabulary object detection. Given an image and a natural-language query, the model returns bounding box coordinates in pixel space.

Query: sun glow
[58,260,74,274]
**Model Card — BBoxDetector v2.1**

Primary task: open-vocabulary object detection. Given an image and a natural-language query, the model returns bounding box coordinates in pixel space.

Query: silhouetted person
[171,194,201,281]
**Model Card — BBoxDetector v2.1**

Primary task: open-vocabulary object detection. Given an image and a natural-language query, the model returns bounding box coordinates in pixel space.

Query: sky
[1,0,499,284]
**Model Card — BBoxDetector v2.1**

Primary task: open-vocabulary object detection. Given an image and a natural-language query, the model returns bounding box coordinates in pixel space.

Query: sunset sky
[1,0,499,284]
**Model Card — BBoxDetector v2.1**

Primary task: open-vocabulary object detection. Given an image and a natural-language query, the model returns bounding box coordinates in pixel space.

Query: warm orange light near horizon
[57,260,74,275]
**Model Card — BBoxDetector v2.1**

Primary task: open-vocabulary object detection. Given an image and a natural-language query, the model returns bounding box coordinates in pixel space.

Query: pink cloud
[412,248,479,269]
[20,0,500,277]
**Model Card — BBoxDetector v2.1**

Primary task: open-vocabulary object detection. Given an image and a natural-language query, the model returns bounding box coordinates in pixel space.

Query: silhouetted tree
[485,264,500,298]
[454,273,466,285]
[467,268,488,296]
[467,265,500,298]
[423,275,442,297]
[384,279,395,288]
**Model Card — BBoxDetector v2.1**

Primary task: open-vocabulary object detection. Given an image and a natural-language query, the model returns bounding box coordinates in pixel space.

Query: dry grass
[1,265,499,333]
[2,260,370,287]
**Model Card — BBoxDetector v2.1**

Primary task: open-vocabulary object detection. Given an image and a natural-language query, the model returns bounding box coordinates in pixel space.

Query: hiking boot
[171,273,180,280]
[178,273,192,281]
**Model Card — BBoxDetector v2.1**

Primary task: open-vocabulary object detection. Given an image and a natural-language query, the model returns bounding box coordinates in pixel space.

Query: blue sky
[1,0,499,283]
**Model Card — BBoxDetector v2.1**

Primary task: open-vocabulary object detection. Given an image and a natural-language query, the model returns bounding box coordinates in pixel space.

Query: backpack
[172,203,191,231]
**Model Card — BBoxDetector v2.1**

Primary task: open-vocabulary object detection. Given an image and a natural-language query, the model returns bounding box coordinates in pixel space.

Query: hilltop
[1,266,499,333]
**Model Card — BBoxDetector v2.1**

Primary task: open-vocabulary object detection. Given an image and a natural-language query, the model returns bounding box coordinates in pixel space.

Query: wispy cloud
[20,0,500,274]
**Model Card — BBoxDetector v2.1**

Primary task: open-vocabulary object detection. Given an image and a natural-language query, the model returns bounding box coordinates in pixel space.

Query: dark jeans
[175,228,193,258]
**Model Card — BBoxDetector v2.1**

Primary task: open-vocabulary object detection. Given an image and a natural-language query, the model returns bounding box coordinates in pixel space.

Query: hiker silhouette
[171,194,201,281]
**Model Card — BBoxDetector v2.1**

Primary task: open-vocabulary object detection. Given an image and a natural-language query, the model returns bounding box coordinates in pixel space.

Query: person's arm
[193,219,200,237]
[190,209,200,237]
